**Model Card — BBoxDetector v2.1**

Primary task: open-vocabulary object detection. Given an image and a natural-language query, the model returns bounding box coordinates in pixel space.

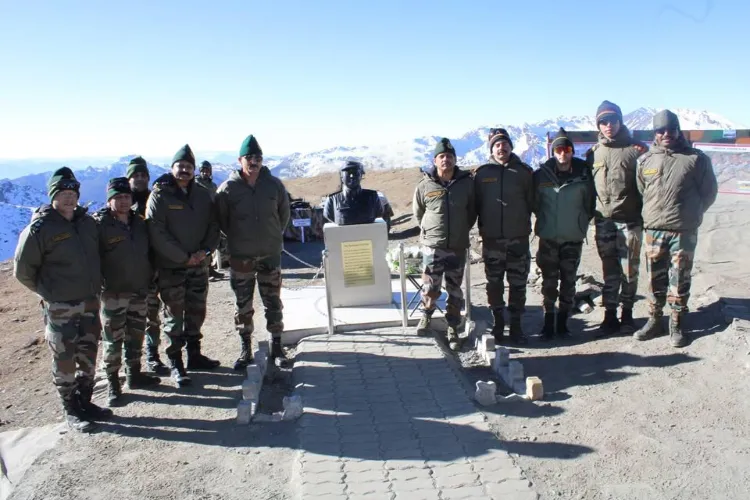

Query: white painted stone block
[237,400,255,424]
[480,334,495,355]
[242,379,260,401]
[282,395,303,420]
[246,365,261,382]
[474,381,497,406]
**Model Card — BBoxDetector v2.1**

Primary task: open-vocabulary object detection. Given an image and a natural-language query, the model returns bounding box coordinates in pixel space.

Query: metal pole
[323,249,335,335]
[464,249,472,325]
[399,242,408,328]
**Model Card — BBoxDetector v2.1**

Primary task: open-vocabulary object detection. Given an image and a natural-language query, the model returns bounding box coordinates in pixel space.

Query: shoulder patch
[30,219,45,233]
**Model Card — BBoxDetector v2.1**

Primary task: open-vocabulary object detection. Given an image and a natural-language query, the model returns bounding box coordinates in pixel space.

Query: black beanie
[433,138,456,158]
[653,109,681,131]
[489,128,513,150]
[550,128,575,154]
[107,177,132,201]
[200,160,212,170]
[126,156,149,179]
[47,167,80,201]
[596,100,623,124]
[171,144,196,166]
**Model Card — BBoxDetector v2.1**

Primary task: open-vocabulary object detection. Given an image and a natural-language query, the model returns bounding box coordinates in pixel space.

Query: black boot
[634,312,664,341]
[169,355,192,387]
[669,312,688,348]
[146,345,170,375]
[107,373,123,408]
[77,384,113,421]
[619,308,636,335]
[490,310,505,343]
[595,309,620,339]
[539,312,555,341]
[62,398,95,433]
[233,336,253,371]
[446,324,460,351]
[271,337,285,360]
[126,363,161,389]
[508,317,528,345]
[556,310,571,339]
[186,340,220,370]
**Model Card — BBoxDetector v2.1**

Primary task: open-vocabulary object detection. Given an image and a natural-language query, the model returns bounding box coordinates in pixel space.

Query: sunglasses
[598,118,619,126]
[654,127,678,136]
[554,145,573,154]
[59,179,80,190]
[243,154,263,162]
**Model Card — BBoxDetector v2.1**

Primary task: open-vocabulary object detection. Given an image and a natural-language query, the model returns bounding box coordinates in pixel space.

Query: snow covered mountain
[0,107,739,261]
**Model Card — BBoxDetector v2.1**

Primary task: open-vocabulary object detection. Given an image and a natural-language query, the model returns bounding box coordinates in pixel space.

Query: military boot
[634,312,664,341]
[417,311,433,336]
[619,308,636,335]
[508,317,528,345]
[595,309,620,339]
[490,309,505,343]
[556,310,571,339]
[186,340,220,370]
[62,398,95,433]
[106,373,123,407]
[539,312,555,341]
[169,355,192,387]
[77,384,113,421]
[669,312,688,348]
[446,324,460,351]
[126,363,161,389]
[146,345,170,375]
[233,336,253,371]
[271,337,285,360]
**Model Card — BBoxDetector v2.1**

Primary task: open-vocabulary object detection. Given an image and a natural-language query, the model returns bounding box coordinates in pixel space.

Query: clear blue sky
[0,0,746,159]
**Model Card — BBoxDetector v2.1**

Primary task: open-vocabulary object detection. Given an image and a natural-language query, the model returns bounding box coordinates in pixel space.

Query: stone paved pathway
[291,328,539,499]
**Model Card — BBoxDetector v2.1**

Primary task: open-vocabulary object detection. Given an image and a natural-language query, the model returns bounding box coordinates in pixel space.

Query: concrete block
[484,348,496,366]
[242,379,260,401]
[246,364,261,382]
[282,395,304,420]
[254,350,267,376]
[237,400,256,424]
[474,381,497,406]
[467,320,486,347]
[525,376,543,401]
[479,334,495,355]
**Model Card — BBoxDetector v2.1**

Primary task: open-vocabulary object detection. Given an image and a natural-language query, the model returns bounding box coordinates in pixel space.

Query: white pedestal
[323,219,392,307]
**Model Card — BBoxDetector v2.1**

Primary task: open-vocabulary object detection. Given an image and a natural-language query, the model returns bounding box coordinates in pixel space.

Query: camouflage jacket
[586,126,647,223]
[216,168,290,263]
[146,175,220,269]
[413,167,476,250]
[93,207,152,295]
[473,154,535,240]
[637,138,718,231]
[14,205,101,302]
[533,158,595,244]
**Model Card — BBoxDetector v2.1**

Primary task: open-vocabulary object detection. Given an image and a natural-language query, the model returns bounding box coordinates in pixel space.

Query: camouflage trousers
[145,275,162,348]
[158,262,209,358]
[537,239,583,313]
[595,219,643,310]
[420,247,466,326]
[482,237,531,318]
[42,297,101,402]
[229,256,284,340]
[100,292,147,375]
[644,229,697,314]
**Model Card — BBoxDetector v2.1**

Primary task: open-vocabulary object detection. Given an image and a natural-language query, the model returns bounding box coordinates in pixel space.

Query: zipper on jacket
[445,183,450,249]
[73,218,95,296]
[500,167,505,238]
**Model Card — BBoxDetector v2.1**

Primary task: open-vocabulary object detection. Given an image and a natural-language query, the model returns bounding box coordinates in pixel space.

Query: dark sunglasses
[59,179,80,190]
[654,127,678,136]
[243,154,263,162]
[598,118,619,126]
[554,145,573,154]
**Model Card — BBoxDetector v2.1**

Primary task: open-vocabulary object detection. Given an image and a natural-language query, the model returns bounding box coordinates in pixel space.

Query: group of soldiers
[13,134,290,432]
[413,101,718,351]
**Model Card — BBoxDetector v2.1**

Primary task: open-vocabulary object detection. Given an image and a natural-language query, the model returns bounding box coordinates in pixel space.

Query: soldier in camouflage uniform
[126,157,169,374]
[95,178,160,406]
[146,145,221,387]
[586,101,648,337]
[474,128,535,344]
[534,129,595,340]
[412,138,476,350]
[14,167,112,432]
[216,135,291,368]
[635,110,718,347]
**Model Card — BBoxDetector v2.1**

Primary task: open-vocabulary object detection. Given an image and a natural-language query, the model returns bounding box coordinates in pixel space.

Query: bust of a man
[323,161,383,226]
